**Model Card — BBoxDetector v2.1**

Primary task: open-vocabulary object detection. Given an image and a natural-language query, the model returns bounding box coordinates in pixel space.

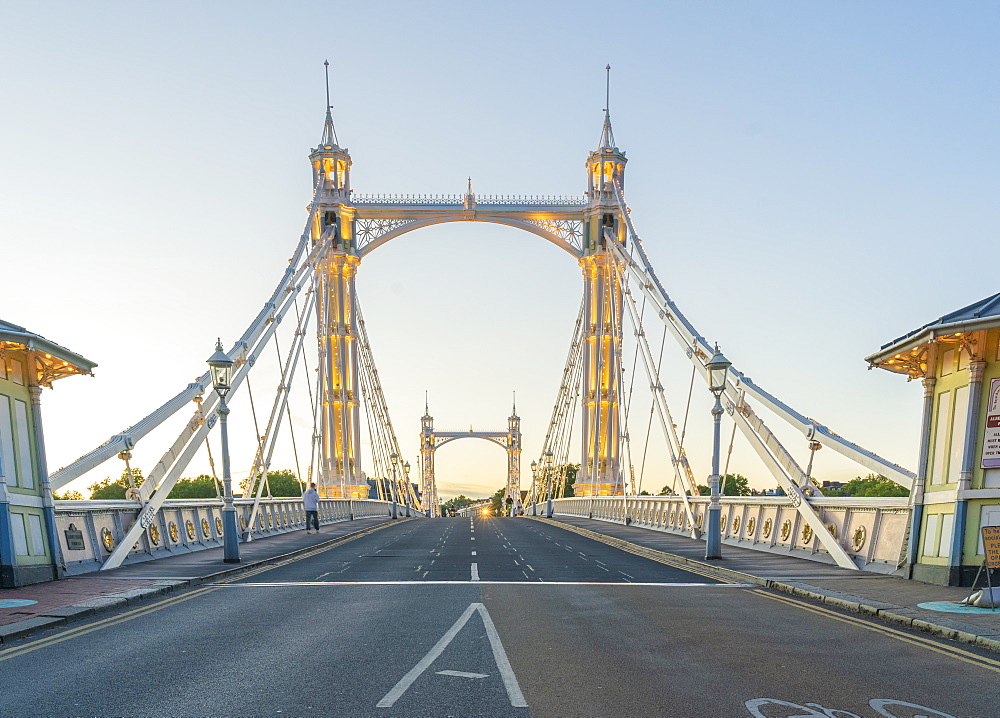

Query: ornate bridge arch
[420,405,521,517]
[351,195,587,259]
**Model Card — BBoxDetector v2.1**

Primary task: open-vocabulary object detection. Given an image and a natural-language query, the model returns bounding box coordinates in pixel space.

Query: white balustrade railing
[53,498,410,575]
[539,495,911,574]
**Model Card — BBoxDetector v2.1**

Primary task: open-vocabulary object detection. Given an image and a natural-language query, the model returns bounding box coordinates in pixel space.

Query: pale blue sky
[2,2,997,498]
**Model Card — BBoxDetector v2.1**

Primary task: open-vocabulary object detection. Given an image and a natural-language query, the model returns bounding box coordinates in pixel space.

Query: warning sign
[981,378,1000,469]
[983,526,1000,569]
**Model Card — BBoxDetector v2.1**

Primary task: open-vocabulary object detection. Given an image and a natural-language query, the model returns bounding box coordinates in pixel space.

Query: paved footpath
[0,516,392,642]
[543,514,1000,652]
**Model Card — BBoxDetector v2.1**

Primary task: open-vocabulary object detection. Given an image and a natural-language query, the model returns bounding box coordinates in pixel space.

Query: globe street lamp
[543,451,556,517]
[705,344,732,560]
[530,460,538,516]
[207,339,240,563]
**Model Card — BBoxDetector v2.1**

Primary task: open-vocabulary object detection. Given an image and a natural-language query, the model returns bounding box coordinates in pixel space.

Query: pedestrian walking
[303,482,320,533]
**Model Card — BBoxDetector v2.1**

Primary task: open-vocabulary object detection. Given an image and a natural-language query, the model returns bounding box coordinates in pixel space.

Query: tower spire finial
[512,390,517,416]
[321,60,339,147]
[598,63,616,150]
[425,390,429,415]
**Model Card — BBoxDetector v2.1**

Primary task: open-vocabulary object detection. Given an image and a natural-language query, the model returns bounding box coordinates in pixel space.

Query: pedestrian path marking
[0,599,38,608]
[376,602,526,708]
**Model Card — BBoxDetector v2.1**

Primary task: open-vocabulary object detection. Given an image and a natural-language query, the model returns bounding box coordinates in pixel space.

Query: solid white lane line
[471,563,480,582]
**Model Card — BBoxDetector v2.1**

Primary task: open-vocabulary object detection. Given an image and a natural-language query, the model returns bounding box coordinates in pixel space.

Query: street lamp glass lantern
[207,339,234,398]
[706,344,731,394]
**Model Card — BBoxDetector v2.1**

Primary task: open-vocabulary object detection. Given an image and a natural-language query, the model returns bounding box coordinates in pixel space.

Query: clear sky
[2,2,997,500]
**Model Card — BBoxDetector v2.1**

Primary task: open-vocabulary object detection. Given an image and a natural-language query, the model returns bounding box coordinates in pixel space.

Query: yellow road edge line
[750,589,1000,673]
[0,587,219,662]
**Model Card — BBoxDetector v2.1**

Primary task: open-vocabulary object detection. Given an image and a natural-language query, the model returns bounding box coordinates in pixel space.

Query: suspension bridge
[2,78,998,718]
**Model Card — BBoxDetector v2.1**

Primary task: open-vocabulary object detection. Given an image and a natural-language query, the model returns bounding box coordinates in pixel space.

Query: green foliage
[823,474,909,498]
[441,495,478,513]
[558,464,579,498]
[167,475,219,499]
[659,486,675,496]
[265,469,304,497]
[693,474,751,497]
[490,486,506,516]
[239,469,303,498]
[88,468,143,500]
[53,489,83,500]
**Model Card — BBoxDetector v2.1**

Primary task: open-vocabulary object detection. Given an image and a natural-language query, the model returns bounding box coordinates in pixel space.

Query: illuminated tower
[507,401,522,503]
[575,72,628,497]
[419,400,437,516]
[310,74,366,499]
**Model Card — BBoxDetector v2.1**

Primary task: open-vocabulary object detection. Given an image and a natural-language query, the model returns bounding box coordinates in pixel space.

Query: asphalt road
[1,517,998,717]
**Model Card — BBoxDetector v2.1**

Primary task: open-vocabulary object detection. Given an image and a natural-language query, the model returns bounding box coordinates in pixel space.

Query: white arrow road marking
[436,670,489,679]
[377,602,527,709]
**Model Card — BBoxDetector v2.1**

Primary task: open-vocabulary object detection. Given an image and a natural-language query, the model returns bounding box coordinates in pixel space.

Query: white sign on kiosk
[981,377,1000,469]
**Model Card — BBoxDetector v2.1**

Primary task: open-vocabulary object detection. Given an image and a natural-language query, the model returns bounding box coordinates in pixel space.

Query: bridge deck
[1,517,997,716]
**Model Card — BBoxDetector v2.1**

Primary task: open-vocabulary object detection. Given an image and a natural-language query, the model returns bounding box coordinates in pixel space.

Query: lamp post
[404,461,412,516]
[530,460,538,516]
[705,344,731,560]
[207,339,240,563]
[388,453,399,519]
[544,450,554,518]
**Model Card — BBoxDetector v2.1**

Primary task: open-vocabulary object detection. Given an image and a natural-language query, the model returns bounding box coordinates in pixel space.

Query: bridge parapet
[544,496,910,574]
[53,498,403,575]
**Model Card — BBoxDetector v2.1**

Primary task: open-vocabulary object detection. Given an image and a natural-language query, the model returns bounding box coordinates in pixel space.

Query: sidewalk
[541,514,1000,653]
[0,516,395,644]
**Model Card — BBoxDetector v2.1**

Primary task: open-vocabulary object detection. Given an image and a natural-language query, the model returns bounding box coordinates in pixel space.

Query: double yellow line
[752,588,1000,675]
[0,519,401,663]
[535,518,1000,674]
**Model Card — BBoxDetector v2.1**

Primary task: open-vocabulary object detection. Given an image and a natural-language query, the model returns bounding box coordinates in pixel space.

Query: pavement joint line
[531,517,1000,655]
[0,518,404,645]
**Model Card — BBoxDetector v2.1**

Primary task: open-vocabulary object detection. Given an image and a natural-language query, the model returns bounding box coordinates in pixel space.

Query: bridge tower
[420,402,438,517]
[309,106,367,499]
[574,98,628,497]
[507,402,522,504]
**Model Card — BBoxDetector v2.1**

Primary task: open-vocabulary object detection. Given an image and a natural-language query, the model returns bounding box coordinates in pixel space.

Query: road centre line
[471,563,480,582]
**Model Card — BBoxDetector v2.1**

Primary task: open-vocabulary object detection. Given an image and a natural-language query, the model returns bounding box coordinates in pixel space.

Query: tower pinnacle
[598,64,616,151]
[321,60,339,148]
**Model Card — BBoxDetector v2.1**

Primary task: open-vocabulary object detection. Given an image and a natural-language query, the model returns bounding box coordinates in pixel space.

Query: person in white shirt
[303,483,320,533]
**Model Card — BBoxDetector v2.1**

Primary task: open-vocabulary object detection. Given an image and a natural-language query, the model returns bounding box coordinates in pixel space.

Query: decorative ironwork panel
[525,219,584,251]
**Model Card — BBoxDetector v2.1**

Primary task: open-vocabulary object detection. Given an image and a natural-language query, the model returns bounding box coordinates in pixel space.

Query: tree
[88,468,143,500]
[825,474,908,498]
[490,486,506,516]
[659,486,675,496]
[441,495,478,513]
[240,469,303,498]
[694,474,752,497]
[53,489,83,500]
[167,475,219,499]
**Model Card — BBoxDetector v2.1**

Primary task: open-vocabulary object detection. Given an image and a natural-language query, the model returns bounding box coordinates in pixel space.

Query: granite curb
[0,518,401,646]
[535,517,1000,655]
